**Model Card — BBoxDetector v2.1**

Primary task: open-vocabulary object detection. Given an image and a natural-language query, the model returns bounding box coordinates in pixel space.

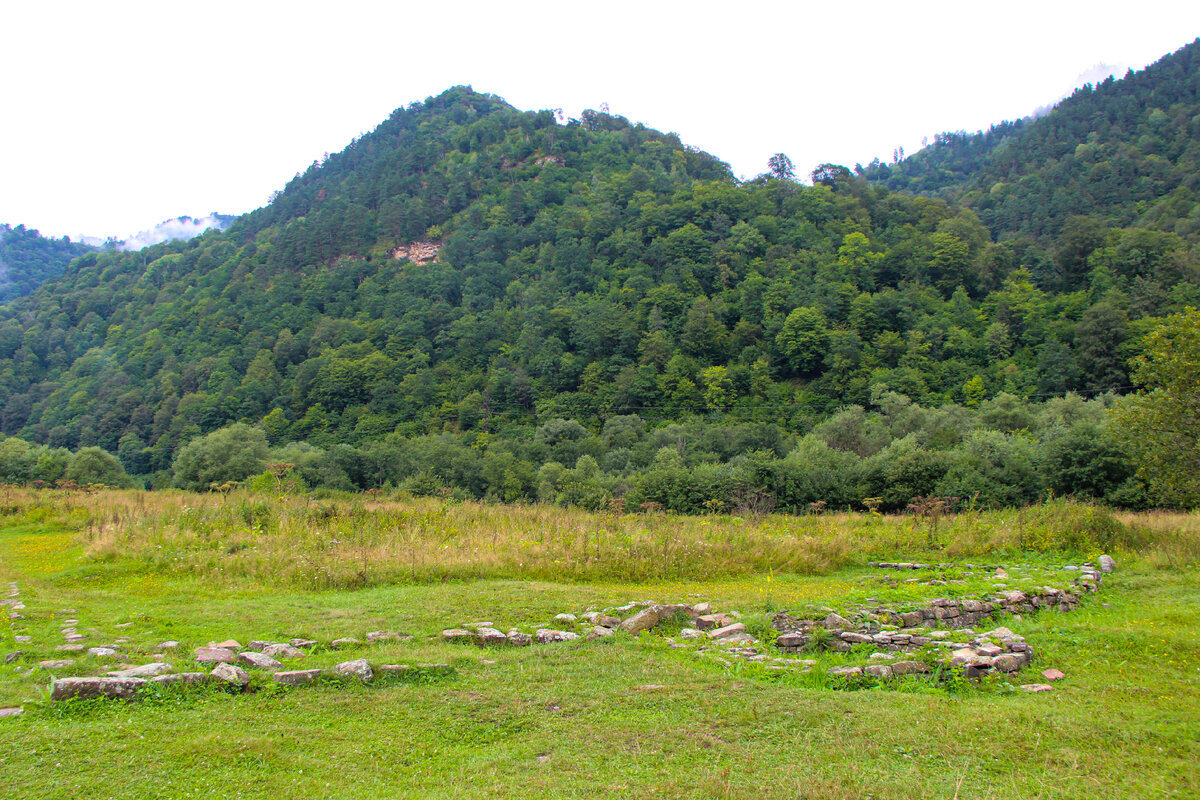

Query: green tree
[65,447,134,488]
[1111,308,1200,507]
[172,423,270,491]
[776,306,830,376]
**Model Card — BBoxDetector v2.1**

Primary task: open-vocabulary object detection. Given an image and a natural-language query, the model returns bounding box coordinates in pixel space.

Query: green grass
[0,491,1198,798]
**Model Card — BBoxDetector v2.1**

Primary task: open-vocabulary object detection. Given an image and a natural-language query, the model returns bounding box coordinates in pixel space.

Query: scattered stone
[828,666,862,678]
[708,622,747,640]
[63,634,85,643]
[691,602,712,615]
[273,669,323,686]
[1020,683,1055,693]
[992,654,1023,672]
[535,629,579,644]
[114,622,134,628]
[4,651,22,664]
[238,652,283,671]
[262,643,305,659]
[890,660,931,676]
[442,629,474,643]
[366,631,406,644]
[0,707,23,718]
[332,658,373,682]
[289,638,318,648]
[823,612,853,630]
[587,625,613,639]
[1099,555,1116,573]
[213,639,242,650]
[109,662,172,678]
[994,568,1009,579]
[51,676,145,701]
[596,615,622,628]
[87,647,119,657]
[150,672,209,685]
[13,636,30,643]
[679,628,703,640]
[246,640,270,651]
[330,637,362,648]
[553,613,577,624]
[54,644,84,652]
[194,647,237,665]
[473,627,508,647]
[864,664,892,678]
[1042,668,1066,681]
[506,630,533,647]
[634,684,667,692]
[210,663,250,687]
[619,607,664,635]
[156,641,180,650]
[39,659,75,670]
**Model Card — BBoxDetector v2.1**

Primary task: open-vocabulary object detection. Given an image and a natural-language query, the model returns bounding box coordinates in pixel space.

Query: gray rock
[109,662,173,678]
[330,637,362,648]
[246,640,270,651]
[150,672,209,685]
[212,639,242,650]
[273,669,323,686]
[366,631,406,644]
[864,664,892,678]
[473,627,508,647]
[587,625,614,639]
[0,707,24,718]
[506,630,533,647]
[261,643,305,659]
[696,613,734,630]
[976,643,1003,657]
[553,613,577,623]
[839,632,873,644]
[534,629,579,644]
[823,612,853,630]
[890,660,931,676]
[679,628,703,640]
[55,644,84,652]
[4,651,22,664]
[992,653,1023,672]
[38,659,75,670]
[1099,554,1116,573]
[194,647,237,665]
[442,628,474,643]
[238,651,283,671]
[332,658,373,682]
[156,641,180,650]
[1019,683,1055,693]
[289,638,318,648]
[596,615,623,628]
[210,662,250,687]
[827,666,862,678]
[618,607,663,635]
[708,622,747,640]
[87,647,119,657]
[51,676,145,701]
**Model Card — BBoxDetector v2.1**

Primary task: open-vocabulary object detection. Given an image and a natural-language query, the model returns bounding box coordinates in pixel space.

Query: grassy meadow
[0,488,1198,799]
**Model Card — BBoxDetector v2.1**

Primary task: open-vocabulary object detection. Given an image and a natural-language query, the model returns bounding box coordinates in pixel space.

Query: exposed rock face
[51,677,146,701]
[391,240,441,264]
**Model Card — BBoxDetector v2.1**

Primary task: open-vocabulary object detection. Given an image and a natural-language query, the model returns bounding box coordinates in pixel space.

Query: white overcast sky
[3,1,1199,241]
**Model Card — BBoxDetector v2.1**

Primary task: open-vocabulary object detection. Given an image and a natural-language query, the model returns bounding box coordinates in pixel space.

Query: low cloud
[117,214,232,251]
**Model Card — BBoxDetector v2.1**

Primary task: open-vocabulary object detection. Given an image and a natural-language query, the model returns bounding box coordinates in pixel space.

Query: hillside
[0,223,94,303]
[0,85,1195,505]
[862,38,1200,248]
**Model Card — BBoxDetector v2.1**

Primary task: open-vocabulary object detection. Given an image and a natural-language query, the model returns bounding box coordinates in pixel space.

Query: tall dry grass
[0,486,1192,590]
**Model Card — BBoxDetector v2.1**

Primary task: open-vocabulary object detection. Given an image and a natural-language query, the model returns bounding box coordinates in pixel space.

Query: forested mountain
[862,38,1200,246]
[0,224,94,303]
[0,82,1195,507]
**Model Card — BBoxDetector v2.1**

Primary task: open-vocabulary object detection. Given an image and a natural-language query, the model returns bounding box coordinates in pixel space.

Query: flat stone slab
[506,630,532,646]
[535,629,579,644]
[273,669,323,686]
[330,637,362,648]
[1042,668,1066,681]
[289,638,318,648]
[1020,683,1055,693]
[212,640,242,650]
[708,622,748,640]
[366,631,406,643]
[156,641,180,650]
[39,659,76,670]
[332,658,373,682]
[238,652,283,671]
[194,647,237,665]
[0,707,23,718]
[109,662,173,678]
[55,644,85,652]
[210,663,250,686]
[51,676,146,701]
[474,627,508,646]
[87,647,119,657]
[442,629,474,643]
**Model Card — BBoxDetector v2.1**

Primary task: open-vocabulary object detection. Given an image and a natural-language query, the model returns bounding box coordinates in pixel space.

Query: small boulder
[194,647,236,665]
[238,652,283,671]
[38,659,75,670]
[156,641,180,651]
[212,639,242,651]
[442,629,474,643]
[262,643,305,660]
[473,627,508,647]
[827,666,862,678]
[553,613,577,624]
[87,647,119,658]
[864,664,892,679]
[273,669,323,686]
[823,612,853,630]
[1041,668,1066,681]
[708,622,747,640]
[992,654,1023,672]
[506,630,533,647]
[596,615,623,629]
[1019,683,1055,693]
[55,644,84,652]
[586,625,614,640]
[889,660,931,676]
[289,638,318,648]
[534,629,579,644]
[366,631,406,644]
[333,658,373,682]
[150,672,209,685]
[618,607,663,635]
[1099,555,1116,573]
[330,637,362,648]
[210,662,250,687]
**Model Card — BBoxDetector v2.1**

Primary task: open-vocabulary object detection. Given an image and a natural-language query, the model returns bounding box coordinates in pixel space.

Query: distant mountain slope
[0,224,95,303]
[862,38,1200,242]
[0,85,1194,479]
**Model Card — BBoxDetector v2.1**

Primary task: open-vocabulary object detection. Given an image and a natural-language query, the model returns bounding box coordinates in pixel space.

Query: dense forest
[0,224,94,303]
[0,41,1198,510]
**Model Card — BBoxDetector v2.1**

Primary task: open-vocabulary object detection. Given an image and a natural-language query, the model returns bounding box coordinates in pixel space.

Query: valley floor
[0,493,1197,799]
